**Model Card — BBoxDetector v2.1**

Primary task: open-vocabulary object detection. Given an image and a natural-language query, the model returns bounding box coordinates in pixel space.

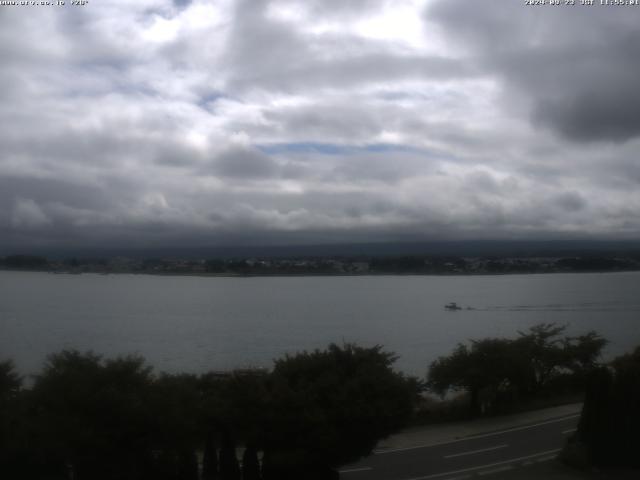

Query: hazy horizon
[3,239,640,261]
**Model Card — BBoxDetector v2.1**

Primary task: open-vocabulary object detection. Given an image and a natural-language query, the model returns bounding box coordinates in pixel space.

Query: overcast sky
[1,0,640,250]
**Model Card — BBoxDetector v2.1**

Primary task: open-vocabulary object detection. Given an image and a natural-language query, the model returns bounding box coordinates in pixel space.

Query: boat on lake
[444,302,462,310]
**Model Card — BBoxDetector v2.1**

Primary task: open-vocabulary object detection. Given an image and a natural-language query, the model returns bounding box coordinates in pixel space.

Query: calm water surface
[1,271,639,376]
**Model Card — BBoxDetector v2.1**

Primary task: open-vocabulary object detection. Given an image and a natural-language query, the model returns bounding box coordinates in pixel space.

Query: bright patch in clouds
[142,15,180,43]
[354,0,428,49]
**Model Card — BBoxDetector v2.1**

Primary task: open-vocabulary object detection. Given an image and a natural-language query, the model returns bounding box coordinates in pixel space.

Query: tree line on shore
[3,252,640,276]
[1,324,638,478]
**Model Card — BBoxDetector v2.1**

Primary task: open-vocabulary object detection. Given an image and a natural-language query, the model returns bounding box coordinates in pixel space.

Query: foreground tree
[427,339,523,415]
[427,324,607,415]
[201,432,219,480]
[27,351,158,480]
[149,373,201,461]
[0,360,24,476]
[242,446,261,480]
[561,331,609,379]
[218,431,241,480]
[514,323,568,394]
[261,344,420,478]
[574,346,640,467]
[0,360,21,401]
[2,344,421,479]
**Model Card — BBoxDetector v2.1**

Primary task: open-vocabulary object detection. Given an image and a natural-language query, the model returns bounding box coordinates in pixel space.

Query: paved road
[339,413,580,480]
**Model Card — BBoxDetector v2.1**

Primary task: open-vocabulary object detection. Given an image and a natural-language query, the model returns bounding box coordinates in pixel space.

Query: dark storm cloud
[536,93,640,143]
[427,0,640,143]
[0,174,130,248]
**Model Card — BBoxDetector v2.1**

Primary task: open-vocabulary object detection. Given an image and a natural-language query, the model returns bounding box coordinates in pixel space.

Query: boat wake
[475,301,640,312]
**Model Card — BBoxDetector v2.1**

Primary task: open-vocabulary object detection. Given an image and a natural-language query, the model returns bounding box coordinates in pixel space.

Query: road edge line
[375,414,579,454]
[400,448,562,480]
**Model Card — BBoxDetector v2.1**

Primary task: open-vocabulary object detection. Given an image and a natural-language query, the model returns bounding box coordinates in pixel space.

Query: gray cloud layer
[428,0,640,143]
[1,0,639,250]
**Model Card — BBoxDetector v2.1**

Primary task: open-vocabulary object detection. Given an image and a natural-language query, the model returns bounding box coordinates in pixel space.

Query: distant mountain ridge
[3,240,639,260]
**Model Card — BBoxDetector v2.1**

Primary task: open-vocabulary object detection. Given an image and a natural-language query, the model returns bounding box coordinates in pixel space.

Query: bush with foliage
[0,344,419,480]
[574,346,640,468]
[261,344,420,478]
[427,323,607,415]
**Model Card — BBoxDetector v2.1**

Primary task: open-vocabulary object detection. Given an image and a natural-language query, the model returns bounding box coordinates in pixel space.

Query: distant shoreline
[2,268,639,278]
[3,252,640,278]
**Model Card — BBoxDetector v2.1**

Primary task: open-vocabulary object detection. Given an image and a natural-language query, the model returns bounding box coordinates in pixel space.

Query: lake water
[1,270,639,377]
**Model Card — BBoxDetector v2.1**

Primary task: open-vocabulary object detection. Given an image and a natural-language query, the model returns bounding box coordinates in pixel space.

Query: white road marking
[562,428,577,434]
[478,465,513,475]
[375,414,579,454]
[339,466,373,474]
[535,455,557,463]
[443,444,508,459]
[399,448,562,480]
